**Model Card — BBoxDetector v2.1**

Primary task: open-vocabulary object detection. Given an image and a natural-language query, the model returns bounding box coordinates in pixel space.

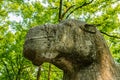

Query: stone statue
[23,19,120,80]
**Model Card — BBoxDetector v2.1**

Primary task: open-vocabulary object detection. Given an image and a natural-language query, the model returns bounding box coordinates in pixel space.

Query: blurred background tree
[0,0,120,80]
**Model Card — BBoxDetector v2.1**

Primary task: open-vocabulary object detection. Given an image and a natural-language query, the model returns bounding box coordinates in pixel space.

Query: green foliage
[0,0,120,80]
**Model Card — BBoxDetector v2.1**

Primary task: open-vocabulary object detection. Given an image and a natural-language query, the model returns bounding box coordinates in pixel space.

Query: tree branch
[100,31,120,39]
[61,5,75,20]
[92,24,120,39]
[37,66,41,80]
[66,0,94,19]
[48,63,51,80]
[59,0,63,22]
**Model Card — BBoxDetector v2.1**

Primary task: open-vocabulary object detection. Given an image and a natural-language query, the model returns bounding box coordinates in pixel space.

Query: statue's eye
[83,24,96,34]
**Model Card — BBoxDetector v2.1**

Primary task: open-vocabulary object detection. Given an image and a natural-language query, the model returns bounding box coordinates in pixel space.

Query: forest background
[0,0,120,80]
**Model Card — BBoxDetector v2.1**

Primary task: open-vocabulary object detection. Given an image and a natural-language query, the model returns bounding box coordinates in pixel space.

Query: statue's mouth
[26,36,48,41]
[23,36,60,65]
[23,47,36,61]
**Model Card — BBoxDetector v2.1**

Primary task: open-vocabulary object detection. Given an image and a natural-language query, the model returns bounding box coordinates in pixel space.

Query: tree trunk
[23,19,120,80]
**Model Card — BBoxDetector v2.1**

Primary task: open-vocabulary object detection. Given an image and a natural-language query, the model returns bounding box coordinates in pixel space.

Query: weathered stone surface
[23,19,120,80]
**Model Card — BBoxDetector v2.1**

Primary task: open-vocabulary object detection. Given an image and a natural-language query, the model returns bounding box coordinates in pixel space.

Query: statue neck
[63,59,118,80]
[63,46,119,80]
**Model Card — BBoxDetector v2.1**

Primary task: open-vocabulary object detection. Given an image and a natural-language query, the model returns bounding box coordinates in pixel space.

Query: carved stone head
[23,19,119,80]
[23,19,98,71]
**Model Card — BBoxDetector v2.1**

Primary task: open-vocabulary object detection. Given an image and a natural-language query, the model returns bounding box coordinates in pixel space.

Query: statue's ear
[83,24,96,34]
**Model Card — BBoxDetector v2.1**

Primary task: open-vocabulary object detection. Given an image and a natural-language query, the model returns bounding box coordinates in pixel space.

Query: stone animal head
[23,19,119,79]
[23,19,103,71]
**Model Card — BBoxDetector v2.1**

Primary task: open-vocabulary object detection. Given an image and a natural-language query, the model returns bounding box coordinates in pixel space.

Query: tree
[0,0,120,80]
